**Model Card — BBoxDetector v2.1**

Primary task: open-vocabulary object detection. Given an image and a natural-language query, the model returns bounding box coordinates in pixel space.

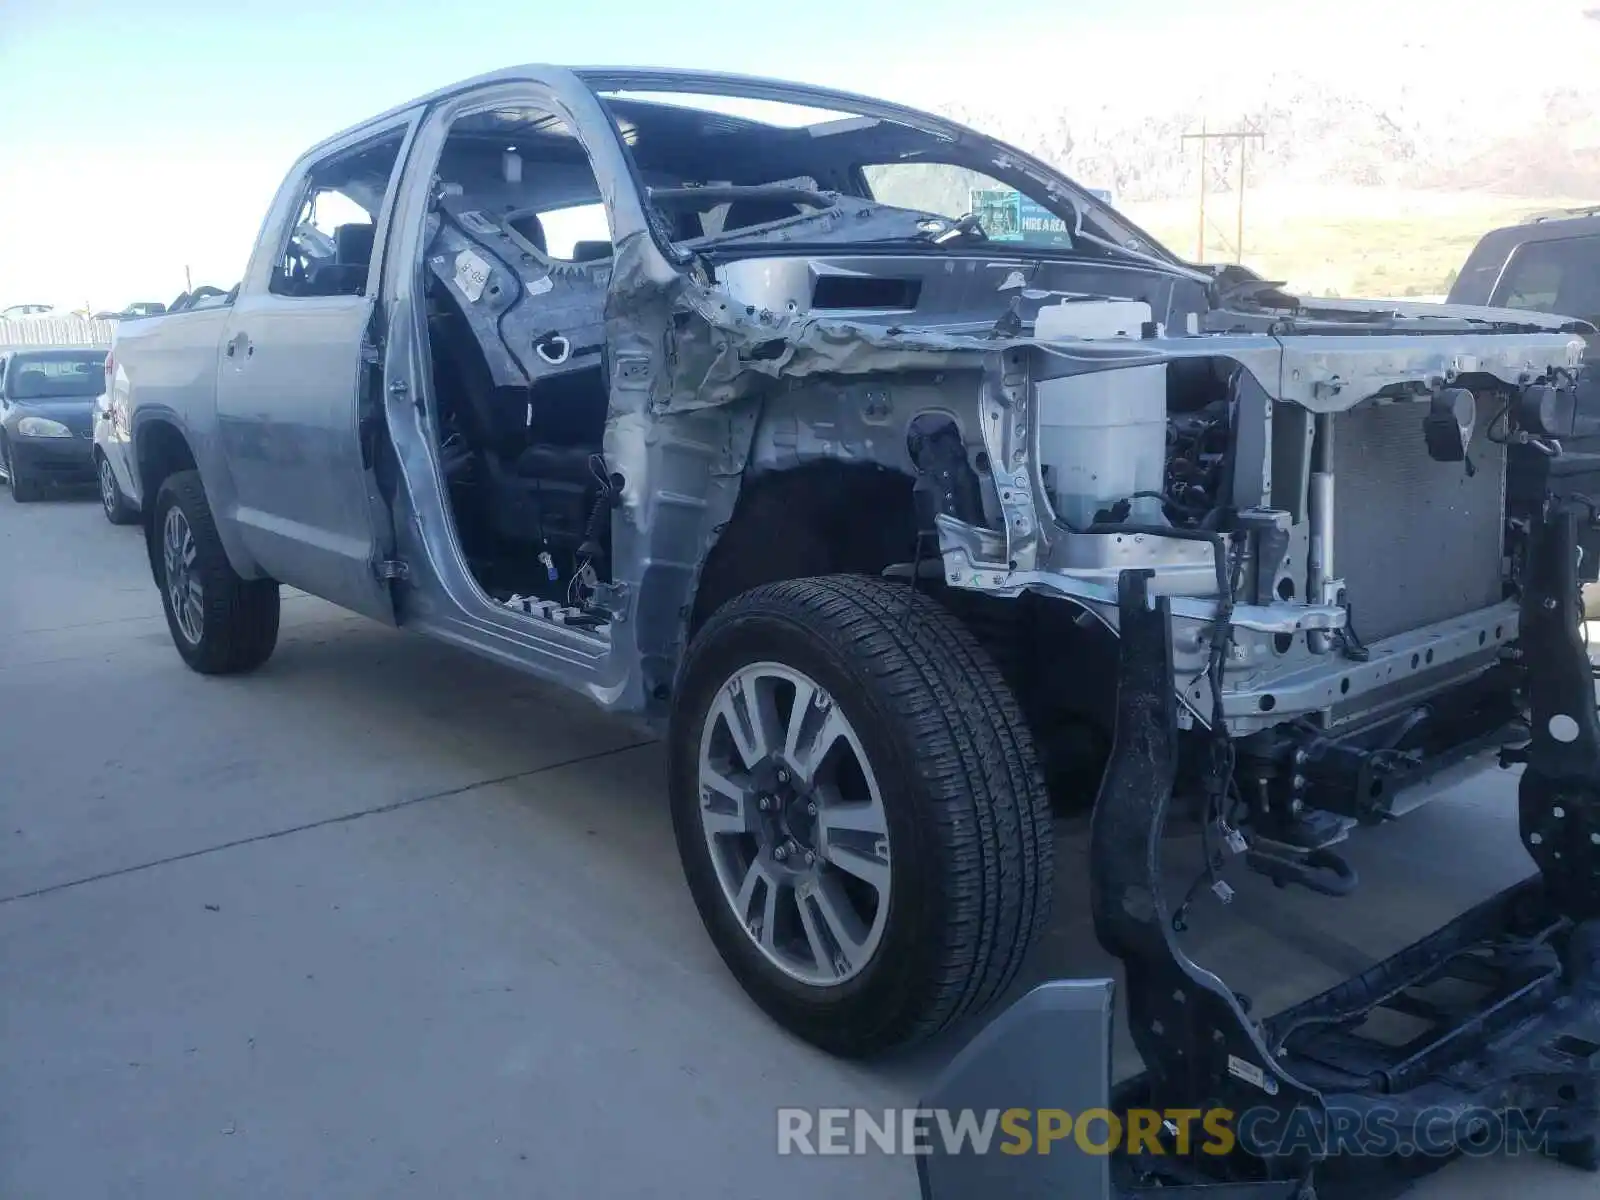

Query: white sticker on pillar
[453,249,491,303]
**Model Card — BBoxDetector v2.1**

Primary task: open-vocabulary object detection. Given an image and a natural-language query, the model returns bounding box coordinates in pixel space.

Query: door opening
[420,105,616,624]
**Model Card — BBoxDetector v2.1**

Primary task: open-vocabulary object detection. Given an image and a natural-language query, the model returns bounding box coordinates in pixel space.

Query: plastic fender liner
[916,977,1306,1199]
[917,980,1117,1200]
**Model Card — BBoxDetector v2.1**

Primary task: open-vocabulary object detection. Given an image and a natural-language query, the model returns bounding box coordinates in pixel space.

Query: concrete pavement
[0,488,1588,1197]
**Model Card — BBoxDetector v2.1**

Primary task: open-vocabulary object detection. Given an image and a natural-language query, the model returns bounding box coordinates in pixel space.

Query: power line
[1181,122,1266,264]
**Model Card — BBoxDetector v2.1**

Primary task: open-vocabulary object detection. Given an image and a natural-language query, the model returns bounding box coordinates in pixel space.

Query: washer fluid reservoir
[1032,299,1166,529]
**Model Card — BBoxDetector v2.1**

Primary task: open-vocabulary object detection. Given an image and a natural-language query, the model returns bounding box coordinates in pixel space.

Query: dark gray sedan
[0,348,106,501]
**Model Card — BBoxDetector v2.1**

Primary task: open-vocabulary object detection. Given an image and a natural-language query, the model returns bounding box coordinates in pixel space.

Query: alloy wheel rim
[696,662,891,986]
[99,458,118,513]
[163,507,203,644]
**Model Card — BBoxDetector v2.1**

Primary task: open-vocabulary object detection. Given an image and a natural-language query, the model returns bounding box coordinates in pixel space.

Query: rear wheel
[152,471,280,674]
[670,574,1053,1057]
[97,452,138,525]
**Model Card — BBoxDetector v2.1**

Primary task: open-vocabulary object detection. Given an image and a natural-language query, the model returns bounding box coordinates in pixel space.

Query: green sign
[971,188,1074,247]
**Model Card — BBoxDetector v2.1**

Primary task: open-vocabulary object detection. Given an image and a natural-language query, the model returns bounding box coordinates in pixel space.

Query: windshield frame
[574,68,1183,272]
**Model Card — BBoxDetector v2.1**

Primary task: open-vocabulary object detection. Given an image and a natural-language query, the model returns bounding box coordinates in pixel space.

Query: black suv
[1452,206,1600,587]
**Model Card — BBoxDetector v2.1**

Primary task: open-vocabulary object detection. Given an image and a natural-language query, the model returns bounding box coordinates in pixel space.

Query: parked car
[107,64,1599,1189]
[0,347,107,500]
[0,304,59,321]
[1451,206,1600,601]
[91,381,138,524]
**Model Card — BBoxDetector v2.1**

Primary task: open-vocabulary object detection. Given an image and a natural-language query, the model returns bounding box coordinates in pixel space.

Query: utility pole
[1181,123,1266,264]
[184,264,193,292]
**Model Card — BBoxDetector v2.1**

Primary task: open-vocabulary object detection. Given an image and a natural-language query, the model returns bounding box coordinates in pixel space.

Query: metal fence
[0,317,117,352]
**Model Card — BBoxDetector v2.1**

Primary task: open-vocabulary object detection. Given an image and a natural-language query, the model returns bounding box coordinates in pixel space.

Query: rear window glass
[1492,235,1600,323]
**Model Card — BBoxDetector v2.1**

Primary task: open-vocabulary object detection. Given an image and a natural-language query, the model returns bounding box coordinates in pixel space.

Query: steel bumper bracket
[1094,504,1600,1191]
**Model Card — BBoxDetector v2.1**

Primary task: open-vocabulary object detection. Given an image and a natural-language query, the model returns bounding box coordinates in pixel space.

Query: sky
[1,0,1592,310]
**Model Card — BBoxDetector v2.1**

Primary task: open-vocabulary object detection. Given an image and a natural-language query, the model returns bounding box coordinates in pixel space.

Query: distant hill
[919,3,1600,206]
[938,81,1600,205]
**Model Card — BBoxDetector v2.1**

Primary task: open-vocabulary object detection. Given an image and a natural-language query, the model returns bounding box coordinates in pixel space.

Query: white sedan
[91,383,139,525]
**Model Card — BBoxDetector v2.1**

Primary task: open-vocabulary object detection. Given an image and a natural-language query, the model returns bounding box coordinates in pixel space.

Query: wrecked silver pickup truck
[114,66,1600,1185]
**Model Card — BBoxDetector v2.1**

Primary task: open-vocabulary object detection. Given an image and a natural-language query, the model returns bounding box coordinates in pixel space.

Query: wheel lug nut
[806,801,818,817]
[757,796,771,812]
[803,850,816,866]
[776,768,790,784]
[773,844,788,861]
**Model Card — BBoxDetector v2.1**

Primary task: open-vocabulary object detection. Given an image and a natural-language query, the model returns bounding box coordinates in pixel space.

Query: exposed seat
[335,222,376,267]
[9,368,53,400]
[508,213,547,255]
[514,443,596,482]
[297,223,376,296]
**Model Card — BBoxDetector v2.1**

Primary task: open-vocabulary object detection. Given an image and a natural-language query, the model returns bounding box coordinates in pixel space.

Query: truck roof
[296,64,1171,267]
[310,65,983,158]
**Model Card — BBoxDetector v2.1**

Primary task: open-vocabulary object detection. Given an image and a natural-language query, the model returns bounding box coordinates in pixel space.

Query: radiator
[1332,397,1506,643]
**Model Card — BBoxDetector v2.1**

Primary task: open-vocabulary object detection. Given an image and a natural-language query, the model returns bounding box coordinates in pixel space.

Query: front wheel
[669,574,1054,1057]
[2,437,41,502]
[152,470,280,674]
[97,452,138,525]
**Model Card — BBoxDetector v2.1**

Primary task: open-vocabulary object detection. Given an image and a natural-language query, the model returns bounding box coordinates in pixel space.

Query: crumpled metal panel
[1334,397,1507,642]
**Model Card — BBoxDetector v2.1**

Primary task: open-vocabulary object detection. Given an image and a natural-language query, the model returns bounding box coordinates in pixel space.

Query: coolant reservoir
[1032,299,1166,529]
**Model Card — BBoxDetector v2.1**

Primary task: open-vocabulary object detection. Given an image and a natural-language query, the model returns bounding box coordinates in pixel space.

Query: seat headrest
[334,223,376,267]
[570,240,613,262]
[508,213,547,255]
[11,368,49,398]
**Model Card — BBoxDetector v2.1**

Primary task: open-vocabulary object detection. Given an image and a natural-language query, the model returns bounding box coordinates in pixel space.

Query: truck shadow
[255,614,1532,1100]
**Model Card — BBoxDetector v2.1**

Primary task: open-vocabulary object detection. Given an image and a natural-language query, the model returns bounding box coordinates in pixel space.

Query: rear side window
[1492,235,1600,323]
[270,130,406,299]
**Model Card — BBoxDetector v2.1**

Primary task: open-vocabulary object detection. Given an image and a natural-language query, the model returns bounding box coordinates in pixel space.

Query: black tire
[96,451,139,525]
[669,574,1054,1057]
[151,470,280,674]
[3,437,41,502]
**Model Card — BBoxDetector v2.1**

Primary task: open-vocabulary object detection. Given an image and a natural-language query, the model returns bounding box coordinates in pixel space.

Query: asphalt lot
[0,487,1591,1198]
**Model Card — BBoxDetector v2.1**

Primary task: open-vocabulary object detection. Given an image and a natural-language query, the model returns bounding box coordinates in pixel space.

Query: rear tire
[96,451,138,525]
[669,574,1053,1057]
[152,470,279,674]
